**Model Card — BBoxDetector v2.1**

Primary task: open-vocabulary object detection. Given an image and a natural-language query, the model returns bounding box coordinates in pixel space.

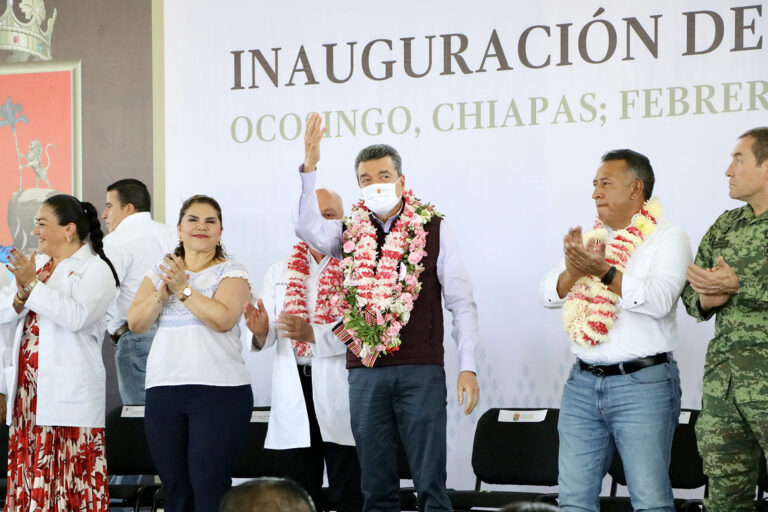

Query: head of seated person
[219,477,316,512]
[499,503,559,512]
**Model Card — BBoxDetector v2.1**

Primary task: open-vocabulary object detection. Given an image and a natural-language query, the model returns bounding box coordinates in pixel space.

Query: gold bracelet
[22,277,39,294]
[13,293,27,306]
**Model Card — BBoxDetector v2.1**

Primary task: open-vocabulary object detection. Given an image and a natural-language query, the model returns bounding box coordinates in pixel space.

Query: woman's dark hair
[174,195,226,261]
[44,194,120,287]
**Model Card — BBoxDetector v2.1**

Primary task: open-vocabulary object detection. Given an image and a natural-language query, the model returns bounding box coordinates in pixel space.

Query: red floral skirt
[5,300,109,511]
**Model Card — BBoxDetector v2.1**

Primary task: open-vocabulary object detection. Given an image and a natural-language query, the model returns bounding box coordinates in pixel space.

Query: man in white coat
[245,188,362,512]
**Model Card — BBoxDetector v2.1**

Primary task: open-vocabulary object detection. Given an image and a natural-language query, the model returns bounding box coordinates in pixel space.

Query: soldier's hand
[699,292,731,311]
[686,258,739,295]
[303,112,326,172]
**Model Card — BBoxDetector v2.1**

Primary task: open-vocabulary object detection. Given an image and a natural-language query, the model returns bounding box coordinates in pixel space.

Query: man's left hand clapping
[564,227,611,277]
[277,312,315,343]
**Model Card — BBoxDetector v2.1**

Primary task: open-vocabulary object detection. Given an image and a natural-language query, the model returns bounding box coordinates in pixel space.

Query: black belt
[110,322,130,345]
[297,365,312,377]
[578,353,670,377]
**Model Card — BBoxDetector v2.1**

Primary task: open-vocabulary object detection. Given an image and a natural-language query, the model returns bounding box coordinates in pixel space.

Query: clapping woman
[128,195,253,512]
[0,194,119,511]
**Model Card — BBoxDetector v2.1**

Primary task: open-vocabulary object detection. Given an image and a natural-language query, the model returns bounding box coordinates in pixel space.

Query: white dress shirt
[293,169,480,373]
[254,252,355,448]
[539,219,692,364]
[103,212,178,335]
[0,245,117,427]
[145,259,252,388]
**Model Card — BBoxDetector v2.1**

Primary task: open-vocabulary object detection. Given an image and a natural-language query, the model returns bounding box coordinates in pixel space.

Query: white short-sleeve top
[145,259,252,388]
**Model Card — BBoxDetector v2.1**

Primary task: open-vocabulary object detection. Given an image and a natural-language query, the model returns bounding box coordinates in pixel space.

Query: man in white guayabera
[539,149,691,512]
[292,112,480,512]
[245,188,362,512]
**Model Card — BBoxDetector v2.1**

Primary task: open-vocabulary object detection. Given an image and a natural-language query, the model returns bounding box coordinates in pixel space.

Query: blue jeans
[115,325,156,405]
[349,365,451,512]
[558,359,681,512]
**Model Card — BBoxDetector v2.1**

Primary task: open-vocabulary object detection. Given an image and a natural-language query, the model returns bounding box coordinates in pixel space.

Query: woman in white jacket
[1,194,119,511]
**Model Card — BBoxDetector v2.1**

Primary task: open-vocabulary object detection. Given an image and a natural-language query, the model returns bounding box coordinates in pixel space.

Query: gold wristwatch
[179,285,192,302]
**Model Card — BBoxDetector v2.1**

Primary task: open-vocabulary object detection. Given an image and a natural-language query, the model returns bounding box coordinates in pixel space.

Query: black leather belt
[110,322,130,345]
[298,365,312,377]
[578,353,670,377]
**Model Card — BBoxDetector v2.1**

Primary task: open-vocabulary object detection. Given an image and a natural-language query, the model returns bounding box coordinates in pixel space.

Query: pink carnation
[376,311,386,326]
[410,237,426,250]
[407,252,423,264]
[405,274,418,287]
[375,343,386,352]
[386,322,402,336]
[343,241,355,253]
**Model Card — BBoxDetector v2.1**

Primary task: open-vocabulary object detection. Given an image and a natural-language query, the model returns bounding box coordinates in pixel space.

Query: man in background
[102,178,177,405]
[245,188,362,512]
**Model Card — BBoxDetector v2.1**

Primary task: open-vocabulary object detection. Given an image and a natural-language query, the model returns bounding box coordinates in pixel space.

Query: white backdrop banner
[164,0,768,488]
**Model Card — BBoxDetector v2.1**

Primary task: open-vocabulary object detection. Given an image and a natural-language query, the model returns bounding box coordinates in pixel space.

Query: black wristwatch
[601,266,617,285]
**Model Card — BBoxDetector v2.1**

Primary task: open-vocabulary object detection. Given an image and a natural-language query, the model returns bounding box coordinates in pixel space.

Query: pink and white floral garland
[562,198,662,348]
[283,242,344,357]
[336,189,439,366]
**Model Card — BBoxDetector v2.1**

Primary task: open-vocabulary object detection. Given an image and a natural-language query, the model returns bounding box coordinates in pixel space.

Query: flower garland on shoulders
[283,242,344,358]
[334,189,441,367]
[562,198,662,348]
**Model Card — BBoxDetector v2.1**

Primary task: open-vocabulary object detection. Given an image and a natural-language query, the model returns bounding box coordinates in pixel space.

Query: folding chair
[447,408,560,511]
[105,405,160,512]
[602,409,706,512]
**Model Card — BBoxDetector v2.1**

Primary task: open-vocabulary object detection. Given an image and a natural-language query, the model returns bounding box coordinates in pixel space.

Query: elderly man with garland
[244,188,362,512]
[681,127,768,512]
[539,149,691,512]
[292,113,480,512]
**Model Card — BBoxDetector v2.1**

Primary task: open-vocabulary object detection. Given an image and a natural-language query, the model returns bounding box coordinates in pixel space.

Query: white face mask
[361,180,401,216]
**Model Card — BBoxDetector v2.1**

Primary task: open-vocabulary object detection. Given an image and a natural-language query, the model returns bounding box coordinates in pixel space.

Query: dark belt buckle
[589,365,605,377]
[301,365,312,377]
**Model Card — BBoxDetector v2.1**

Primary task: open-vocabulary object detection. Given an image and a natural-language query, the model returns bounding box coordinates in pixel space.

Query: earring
[217,240,222,247]
[178,236,183,243]
[66,235,71,243]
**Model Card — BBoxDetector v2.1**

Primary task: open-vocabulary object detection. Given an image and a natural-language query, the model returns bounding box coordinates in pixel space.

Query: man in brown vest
[293,112,480,512]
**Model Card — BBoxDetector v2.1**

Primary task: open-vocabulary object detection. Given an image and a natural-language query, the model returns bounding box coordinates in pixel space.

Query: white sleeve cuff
[619,273,645,309]
[458,350,476,374]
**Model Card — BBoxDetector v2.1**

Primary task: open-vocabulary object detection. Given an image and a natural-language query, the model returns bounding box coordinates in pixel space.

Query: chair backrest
[105,405,157,476]
[232,407,284,478]
[609,409,706,490]
[471,408,559,486]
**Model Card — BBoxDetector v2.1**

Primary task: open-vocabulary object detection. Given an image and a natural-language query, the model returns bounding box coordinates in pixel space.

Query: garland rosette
[336,189,440,367]
[284,242,345,358]
[562,198,662,348]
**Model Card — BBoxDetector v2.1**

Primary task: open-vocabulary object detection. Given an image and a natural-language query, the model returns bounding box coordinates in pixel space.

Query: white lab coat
[254,254,354,449]
[0,245,116,427]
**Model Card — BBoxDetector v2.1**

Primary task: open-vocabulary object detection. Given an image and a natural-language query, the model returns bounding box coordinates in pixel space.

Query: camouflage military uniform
[681,205,768,512]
